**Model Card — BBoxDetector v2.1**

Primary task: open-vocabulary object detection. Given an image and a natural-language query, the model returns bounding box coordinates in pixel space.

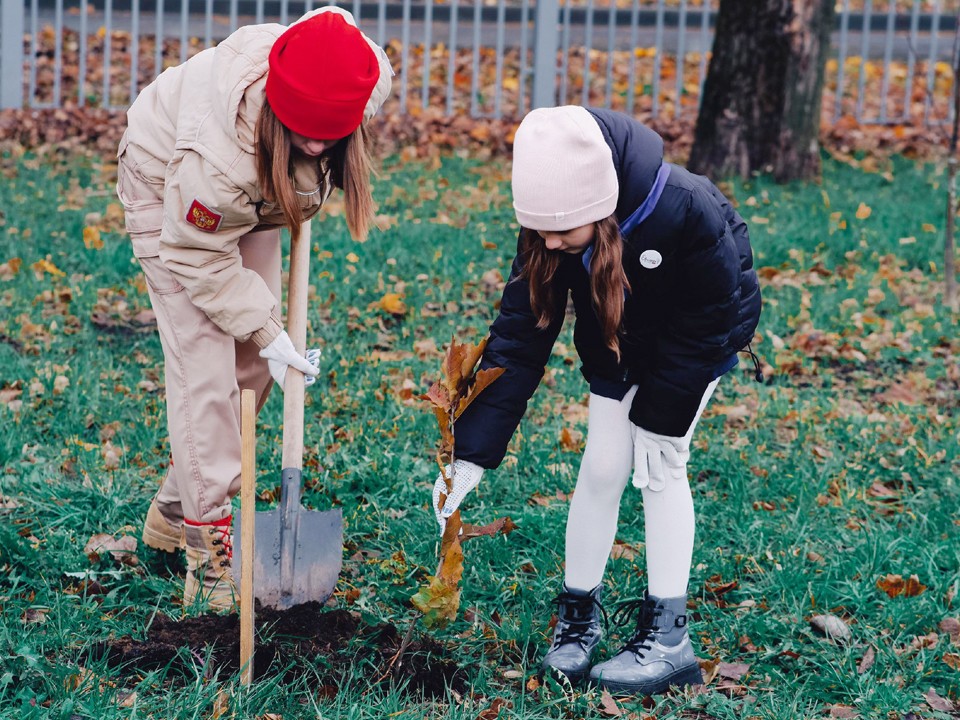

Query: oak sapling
[411,335,512,629]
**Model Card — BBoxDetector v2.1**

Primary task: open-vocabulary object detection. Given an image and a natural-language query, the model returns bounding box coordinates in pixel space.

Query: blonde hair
[255,101,375,243]
[519,215,630,359]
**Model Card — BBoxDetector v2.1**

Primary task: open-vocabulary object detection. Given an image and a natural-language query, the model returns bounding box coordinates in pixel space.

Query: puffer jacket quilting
[454,109,761,468]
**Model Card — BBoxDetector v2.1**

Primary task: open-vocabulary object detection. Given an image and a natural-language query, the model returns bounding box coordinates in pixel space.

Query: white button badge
[639,249,663,269]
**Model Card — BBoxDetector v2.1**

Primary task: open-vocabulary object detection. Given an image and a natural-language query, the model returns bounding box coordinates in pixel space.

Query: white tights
[563,380,718,598]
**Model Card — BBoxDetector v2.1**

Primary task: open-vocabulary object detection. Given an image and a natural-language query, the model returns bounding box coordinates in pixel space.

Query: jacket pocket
[117,146,163,257]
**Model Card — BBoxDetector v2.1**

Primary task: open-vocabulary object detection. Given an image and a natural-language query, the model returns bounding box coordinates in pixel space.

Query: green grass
[0,148,958,719]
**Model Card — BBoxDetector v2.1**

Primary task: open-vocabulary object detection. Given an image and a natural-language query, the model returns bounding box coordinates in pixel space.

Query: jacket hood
[586,108,664,222]
[211,22,283,153]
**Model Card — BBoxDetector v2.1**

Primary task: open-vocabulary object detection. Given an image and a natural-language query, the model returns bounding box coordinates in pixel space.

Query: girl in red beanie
[431,106,762,695]
[115,7,392,611]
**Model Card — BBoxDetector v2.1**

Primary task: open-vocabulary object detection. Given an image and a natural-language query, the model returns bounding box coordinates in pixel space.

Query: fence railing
[0,0,957,127]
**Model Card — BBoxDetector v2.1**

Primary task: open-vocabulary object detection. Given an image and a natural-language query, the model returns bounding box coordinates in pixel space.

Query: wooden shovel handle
[281,220,311,470]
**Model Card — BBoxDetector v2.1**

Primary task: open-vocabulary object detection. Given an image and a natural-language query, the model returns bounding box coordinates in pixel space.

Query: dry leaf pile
[0,26,954,165]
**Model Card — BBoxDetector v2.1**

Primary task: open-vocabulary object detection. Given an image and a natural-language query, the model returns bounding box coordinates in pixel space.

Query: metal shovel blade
[234,468,343,609]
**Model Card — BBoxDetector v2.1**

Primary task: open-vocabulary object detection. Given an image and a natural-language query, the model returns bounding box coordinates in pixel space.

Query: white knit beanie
[511,105,619,232]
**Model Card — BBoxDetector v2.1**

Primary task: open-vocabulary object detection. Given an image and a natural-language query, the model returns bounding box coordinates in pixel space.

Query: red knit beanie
[266,12,379,140]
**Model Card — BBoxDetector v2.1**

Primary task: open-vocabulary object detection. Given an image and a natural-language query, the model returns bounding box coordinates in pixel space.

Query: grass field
[0,149,958,719]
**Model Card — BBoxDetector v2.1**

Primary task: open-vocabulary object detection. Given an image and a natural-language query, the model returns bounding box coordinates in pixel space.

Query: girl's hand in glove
[631,425,689,491]
[432,459,485,534]
[258,330,321,390]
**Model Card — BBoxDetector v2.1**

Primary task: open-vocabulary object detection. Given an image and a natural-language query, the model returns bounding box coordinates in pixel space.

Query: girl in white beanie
[430,106,762,694]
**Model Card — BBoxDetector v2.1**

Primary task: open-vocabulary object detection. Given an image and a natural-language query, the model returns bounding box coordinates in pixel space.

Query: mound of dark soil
[94,603,466,698]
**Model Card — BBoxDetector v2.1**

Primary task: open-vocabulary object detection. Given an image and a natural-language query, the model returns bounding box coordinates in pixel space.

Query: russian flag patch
[185,198,223,233]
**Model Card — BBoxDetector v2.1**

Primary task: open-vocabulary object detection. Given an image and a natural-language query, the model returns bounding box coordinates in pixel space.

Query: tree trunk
[688,0,835,183]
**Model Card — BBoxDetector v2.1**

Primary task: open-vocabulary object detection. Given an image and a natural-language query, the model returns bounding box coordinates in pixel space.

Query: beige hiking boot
[183,516,237,612]
[141,498,185,553]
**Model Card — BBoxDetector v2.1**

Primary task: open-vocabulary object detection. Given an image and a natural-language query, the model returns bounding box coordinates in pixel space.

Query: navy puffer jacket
[454,109,762,469]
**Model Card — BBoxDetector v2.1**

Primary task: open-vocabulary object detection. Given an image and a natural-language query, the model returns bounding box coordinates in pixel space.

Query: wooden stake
[240,388,256,686]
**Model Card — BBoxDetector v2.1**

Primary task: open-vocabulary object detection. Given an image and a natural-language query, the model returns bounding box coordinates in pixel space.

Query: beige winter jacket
[118,7,392,347]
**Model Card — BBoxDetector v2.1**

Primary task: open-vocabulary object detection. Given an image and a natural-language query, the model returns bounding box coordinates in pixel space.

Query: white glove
[258,331,321,390]
[631,425,689,491]
[432,459,485,533]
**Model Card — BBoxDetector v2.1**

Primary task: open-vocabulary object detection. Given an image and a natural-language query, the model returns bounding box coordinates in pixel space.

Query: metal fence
[0,0,958,125]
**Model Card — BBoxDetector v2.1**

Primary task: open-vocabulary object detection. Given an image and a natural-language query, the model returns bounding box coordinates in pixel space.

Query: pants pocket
[139,255,185,296]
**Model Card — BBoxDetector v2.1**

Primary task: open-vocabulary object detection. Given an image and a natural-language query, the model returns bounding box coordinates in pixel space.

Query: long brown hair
[519,215,630,359]
[255,100,375,244]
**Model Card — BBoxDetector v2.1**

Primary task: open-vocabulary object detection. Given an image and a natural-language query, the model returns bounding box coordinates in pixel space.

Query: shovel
[235,219,343,609]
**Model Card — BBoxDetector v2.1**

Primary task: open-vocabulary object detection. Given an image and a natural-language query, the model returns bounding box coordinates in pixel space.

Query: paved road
[30,9,959,61]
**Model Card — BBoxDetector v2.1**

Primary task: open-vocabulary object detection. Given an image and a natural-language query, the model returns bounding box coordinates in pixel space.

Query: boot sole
[142,524,185,553]
[592,663,703,696]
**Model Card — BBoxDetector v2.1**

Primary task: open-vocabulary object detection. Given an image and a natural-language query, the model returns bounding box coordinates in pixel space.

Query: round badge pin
[639,250,662,269]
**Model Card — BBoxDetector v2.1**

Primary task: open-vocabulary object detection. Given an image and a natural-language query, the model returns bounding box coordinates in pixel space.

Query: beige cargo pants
[117,143,279,524]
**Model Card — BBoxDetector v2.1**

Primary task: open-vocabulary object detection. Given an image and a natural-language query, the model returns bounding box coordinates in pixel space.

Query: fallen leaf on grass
[63,665,98,691]
[211,689,230,719]
[826,704,859,718]
[705,575,739,596]
[413,337,439,359]
[717,661,750,681]
[21,607,49,624]
[101,440,122,470]
[559,426,583,451]
[476,698,512,720]
[858,645,876,674]
[83,226,103,250]
[711,403,751,424]
[90,289,156,333]
[810,614,852,644]
[31,258,66,278]
[373,292,407,316]
[609,540,641,561]
[460,517,516,542]
[0,257,22,280]
[84,533,139,566]
[924,687,956,712]
[598,689,626,717]
[0,494,21,510]
[876,382,921,406]
[699,657,719,684]
[877,573,926,598]
[907,632,940,652]
[940,617,960,644]
[943,653,960,670]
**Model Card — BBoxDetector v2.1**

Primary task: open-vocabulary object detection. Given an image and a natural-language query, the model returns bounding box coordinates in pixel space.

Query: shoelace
[551,590,609,648]
[611,597,660,658]
[208,521,233,566]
